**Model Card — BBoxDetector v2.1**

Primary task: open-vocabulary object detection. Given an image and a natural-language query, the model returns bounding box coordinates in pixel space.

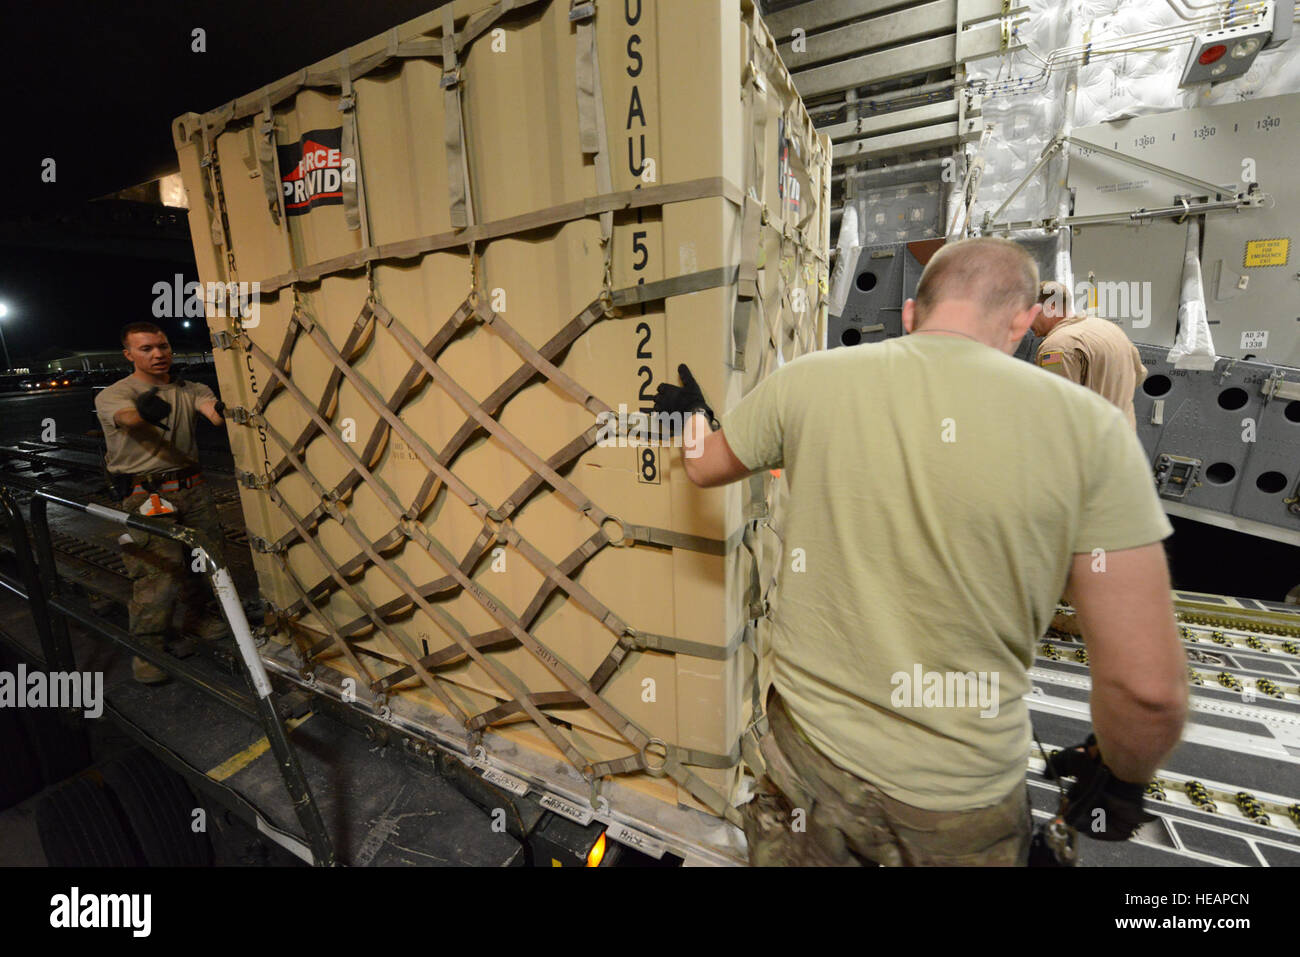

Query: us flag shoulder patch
[1039,350,1064,368]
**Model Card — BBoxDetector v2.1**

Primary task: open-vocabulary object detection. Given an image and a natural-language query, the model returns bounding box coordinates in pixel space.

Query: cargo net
[232,268,814,824]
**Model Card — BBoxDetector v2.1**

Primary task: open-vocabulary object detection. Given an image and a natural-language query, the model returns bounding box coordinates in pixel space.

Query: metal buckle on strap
[439,69,461,89]
[249,535,283,555]
[210,330,233,351]
[235,469,270,490]
[569,1,596,22]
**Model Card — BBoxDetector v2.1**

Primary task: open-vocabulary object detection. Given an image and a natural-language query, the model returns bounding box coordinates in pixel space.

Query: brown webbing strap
[184,0,553,140]
[584,613,749,695]
[374,528,607,693]
[470,692,579,729]
[622,523,725,555]
[197,123,226,250]
[609,266,739,311]
[471,304,607,415]
[369,300,613,529]
[277,274,740,627]
[337,54,368,239]
[245,319,739,818]
[256,177,743,292]
[277,308,586,616]
[300,312,639,647]
[248,318,494,523]
[246,354,596,770]
[441,6,473,230]
[275,308,372,468]
[457,0,522,54]
[346,425,599,629]
[256,96,282,226]
[588,738,741,778]
[320,488,593,770]
[269,302,478,548]
[261,427,471,723]
[290,423,590,625]
[569,0,617,313]
[238,275,759,819]
[410,299,605,520]
[253,318,303,417]
[270,550,381,695]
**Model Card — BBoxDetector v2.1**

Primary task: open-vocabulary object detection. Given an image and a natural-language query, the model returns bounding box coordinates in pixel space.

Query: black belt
[113,466,202,495]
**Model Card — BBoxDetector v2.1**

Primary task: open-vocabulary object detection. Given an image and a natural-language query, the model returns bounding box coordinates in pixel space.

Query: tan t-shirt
[1036,315,1148,429]
[721,335,1172,812]
[94,375,217,476]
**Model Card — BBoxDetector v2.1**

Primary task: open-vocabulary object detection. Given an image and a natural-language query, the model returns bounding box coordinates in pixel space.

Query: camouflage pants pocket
[886,784,1032,867]
[743,777,835,867]
[119,495,185,639]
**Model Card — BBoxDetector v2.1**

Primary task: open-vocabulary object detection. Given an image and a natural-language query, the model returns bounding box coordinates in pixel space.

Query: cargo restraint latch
[1154,454,1202,500]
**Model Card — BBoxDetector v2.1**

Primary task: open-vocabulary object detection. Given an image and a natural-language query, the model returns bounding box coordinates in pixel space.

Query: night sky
[0,0,453,360]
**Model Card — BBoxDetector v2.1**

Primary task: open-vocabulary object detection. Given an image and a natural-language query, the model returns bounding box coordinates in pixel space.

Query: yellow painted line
[207,713,313,782]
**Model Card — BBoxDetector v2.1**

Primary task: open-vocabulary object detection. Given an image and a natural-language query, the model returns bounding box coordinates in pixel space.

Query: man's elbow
[681,454,715,488]
[1107,672,1189,727]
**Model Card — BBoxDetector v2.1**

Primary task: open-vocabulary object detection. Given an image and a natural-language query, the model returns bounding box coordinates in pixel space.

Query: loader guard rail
[0,480,336,866]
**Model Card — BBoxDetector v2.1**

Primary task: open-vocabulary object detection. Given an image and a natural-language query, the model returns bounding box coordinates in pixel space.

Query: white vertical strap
[256,96,282,226]
[337,53,370,243]
[571,1,600,154]
[571,1,616,313]
[198,124,226,249]
[441,6,473,229]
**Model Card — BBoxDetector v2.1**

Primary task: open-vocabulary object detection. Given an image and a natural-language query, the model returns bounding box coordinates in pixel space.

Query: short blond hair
[914,237,1039,322]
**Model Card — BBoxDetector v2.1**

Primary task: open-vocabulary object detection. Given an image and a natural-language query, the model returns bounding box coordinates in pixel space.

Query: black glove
[652,364,716,437]
[213,400,226,419]
[135,387,172,428]
[1044,734,1155,841]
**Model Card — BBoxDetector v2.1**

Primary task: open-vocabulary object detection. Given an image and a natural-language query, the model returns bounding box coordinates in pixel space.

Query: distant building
[30,347,213,373]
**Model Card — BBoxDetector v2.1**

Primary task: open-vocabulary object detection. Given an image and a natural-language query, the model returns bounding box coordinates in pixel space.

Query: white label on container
[679,241,698,275]
[605,821,666,859]
[1241,330,1269,350]
[481,767,529,796]
[539,793,594,825]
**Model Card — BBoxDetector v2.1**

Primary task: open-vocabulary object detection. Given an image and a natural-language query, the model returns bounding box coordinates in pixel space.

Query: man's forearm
[1089,680,1187,784]
[113,407,148,430]
[681,413,752,487]
[1069,544,1188,784]
[197,399,224,426]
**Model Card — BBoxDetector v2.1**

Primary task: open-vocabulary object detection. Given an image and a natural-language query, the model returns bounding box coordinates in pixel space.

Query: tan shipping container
[172,0,829,843]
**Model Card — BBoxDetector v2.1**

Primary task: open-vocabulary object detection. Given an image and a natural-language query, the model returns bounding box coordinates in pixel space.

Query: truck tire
[100,748,214,867]
[0,707,42,810]
[35,774,143,867]
[19,708,92,788]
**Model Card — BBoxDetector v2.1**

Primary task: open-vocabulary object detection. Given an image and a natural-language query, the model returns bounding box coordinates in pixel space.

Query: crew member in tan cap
[1033,281,1147,429]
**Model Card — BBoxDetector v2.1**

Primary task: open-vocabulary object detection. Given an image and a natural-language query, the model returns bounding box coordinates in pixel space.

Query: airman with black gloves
[93,322,229,684]
[656,238,1187,865]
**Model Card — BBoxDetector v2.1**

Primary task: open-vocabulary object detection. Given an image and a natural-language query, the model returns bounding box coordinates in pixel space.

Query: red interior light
[1198,44,1228,65]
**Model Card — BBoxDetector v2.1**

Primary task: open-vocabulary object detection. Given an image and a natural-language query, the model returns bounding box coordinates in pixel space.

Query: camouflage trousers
[119,484,226,645]
[741,691,1032,866]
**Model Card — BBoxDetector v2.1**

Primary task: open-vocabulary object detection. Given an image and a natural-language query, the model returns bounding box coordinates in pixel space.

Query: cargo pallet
[0,478,743,865]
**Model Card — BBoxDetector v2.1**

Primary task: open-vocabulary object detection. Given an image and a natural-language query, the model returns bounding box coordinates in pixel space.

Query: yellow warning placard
[1244,238,1290,267]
